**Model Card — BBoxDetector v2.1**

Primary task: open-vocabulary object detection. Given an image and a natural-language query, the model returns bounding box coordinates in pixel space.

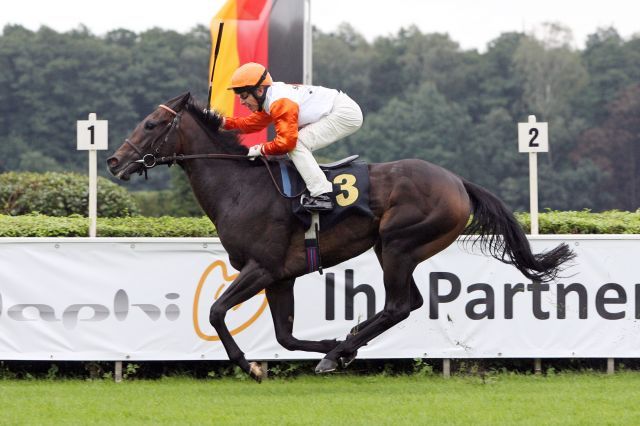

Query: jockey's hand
[247,144,263,160]
[203,109,225,130]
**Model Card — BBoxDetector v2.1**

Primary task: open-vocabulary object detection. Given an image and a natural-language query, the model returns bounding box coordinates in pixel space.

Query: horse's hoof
[339,351,358,369]
[315,358,338,374]
[248,362,264,383]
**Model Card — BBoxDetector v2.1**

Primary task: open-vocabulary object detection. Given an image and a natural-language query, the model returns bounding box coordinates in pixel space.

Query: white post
[77,113,108,238]
[442,359,451,378]
[518,114,548,373]
[534,358,542,375]
[518,114,548,235]
[115,361,123,383]
[89,149,97,238]
[303,0,312,85]
[529,151,539,236]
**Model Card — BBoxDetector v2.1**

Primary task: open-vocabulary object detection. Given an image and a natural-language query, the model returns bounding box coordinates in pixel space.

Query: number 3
[333,174,359,207]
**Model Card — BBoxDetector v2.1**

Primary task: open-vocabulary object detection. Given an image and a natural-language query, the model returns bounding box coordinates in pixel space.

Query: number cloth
[223,83,363,196]
[277,157,373,230]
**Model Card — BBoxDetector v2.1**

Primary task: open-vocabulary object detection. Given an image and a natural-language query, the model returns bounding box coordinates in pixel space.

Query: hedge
[518,210,640,234]
[0,214,216,237]
[0,172,139,217]
[0,211,639,237]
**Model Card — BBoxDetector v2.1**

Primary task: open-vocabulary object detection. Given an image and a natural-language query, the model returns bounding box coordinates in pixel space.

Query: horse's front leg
[266,279,340,354]
[209,259,273,383]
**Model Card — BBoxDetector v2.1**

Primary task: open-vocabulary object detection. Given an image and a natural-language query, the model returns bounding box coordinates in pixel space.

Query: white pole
[526,114,540,236]
[442,358,451,378]
[303,0,312,85]
[527,115,540,371]
[88,149,97,238]
[115,361,123,383]
[607,358,615,375]
[529,151,539,235]
[77,112,106,238]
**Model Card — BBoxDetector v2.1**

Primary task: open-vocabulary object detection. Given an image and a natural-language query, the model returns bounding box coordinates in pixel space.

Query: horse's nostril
[107,157,119,168]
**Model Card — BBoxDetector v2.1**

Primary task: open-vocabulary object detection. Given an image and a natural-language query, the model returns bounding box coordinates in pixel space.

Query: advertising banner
[0,237,639,360]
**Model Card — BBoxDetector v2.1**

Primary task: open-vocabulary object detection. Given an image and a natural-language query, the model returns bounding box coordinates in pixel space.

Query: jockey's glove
[247,144,263,159]
[203,109,225,130]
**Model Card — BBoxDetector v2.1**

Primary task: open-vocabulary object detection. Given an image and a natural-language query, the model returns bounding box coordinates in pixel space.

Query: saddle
[275,155,374,274]
[276,155,373,230]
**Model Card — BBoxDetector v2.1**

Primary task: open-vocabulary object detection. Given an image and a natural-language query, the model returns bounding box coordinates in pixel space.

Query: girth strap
[304,213,322,274]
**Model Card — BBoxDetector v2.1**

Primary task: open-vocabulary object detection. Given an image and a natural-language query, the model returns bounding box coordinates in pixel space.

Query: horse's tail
[462,179,575,282]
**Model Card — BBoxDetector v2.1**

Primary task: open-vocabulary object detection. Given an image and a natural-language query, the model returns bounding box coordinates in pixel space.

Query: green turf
[1,373,639,425]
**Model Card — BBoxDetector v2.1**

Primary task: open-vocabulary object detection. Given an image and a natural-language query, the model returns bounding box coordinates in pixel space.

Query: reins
[127,103,305,200]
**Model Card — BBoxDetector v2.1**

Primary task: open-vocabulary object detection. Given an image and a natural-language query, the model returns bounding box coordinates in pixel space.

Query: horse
[107,92,575,382]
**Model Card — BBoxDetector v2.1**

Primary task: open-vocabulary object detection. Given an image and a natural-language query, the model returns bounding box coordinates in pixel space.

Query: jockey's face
[237,87,264,112]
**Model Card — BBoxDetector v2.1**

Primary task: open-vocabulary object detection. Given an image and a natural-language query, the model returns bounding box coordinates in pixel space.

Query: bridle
[124,103,247,178]
[125,104,185,171]
[122,103,305,198]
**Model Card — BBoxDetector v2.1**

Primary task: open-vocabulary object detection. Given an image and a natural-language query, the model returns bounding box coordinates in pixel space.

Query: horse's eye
[144,121,157,130]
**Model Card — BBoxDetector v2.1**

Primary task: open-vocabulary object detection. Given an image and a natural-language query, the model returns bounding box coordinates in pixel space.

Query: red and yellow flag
[209,0,272,146]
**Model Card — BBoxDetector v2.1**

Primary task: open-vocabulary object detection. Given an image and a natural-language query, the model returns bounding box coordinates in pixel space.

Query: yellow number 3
[333,174,359,207]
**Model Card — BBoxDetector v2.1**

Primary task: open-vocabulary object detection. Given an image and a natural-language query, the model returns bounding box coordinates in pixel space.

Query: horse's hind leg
[337,243,424,369]
[348,242,424,337]
[316,250,418,373]
[266,279,340,354]
[316,216,465,374]
[349,278,423,335]
[337,276,423,369]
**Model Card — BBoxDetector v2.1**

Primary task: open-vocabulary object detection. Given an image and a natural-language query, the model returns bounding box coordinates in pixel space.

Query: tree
[335,82,472,175]
[312,24,374,113]
[574,84,640,210]
[576,27,631,124]
[513,25,588,122]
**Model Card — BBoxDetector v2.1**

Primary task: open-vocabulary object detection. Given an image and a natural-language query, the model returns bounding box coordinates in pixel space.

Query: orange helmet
[228,62,273,92]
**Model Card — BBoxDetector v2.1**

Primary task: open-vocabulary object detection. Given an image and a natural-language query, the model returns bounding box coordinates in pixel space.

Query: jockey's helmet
[228,63,273,93]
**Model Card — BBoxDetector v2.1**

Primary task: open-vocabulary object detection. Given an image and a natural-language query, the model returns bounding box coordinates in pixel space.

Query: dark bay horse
[107,93,574,382]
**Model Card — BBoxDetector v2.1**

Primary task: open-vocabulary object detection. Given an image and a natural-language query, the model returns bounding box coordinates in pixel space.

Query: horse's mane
[165,93,248,155]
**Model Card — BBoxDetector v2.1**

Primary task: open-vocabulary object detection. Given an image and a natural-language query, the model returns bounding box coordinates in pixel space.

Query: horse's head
[108,92,237,180]
[107,92,191,180]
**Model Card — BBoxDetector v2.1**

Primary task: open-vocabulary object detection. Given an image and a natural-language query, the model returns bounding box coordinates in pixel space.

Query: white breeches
[289,92,363,196]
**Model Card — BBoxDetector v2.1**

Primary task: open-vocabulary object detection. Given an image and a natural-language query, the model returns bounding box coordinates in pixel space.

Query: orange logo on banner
[193,260,269,341]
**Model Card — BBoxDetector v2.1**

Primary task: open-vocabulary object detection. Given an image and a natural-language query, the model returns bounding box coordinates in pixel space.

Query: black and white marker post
[518,114,549,374]
[518,115,549,236]
[76,113,108,237]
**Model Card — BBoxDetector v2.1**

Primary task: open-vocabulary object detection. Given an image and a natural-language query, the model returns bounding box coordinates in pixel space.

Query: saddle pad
[277,158,373,230]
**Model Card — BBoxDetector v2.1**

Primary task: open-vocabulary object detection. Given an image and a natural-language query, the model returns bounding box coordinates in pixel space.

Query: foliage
[518,209,640,234]
[129,169,204,217]
[0,214,217,237]
[0,211,639,237]
[0,172,139,217]
[2,24,640,213]
[0,24,209,192]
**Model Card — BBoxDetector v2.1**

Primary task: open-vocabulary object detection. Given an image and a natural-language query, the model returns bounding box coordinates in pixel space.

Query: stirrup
[301,194,334,212]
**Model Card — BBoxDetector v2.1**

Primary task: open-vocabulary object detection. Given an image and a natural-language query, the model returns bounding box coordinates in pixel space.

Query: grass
[1,372,640,425]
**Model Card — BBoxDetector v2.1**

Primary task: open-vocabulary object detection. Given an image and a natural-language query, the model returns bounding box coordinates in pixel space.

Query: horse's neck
[179,116,249,224]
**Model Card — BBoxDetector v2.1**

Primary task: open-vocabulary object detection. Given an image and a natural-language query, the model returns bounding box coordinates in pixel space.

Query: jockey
[221,62,363,211]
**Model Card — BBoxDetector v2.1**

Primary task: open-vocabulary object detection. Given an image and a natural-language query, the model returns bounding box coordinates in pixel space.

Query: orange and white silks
[224,82,340,155]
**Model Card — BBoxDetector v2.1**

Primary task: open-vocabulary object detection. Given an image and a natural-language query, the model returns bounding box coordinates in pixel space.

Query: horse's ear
[176,92,191,110]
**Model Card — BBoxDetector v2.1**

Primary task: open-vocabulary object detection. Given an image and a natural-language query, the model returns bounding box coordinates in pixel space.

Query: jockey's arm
[260,98,299,156]
[223,111,272,133]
